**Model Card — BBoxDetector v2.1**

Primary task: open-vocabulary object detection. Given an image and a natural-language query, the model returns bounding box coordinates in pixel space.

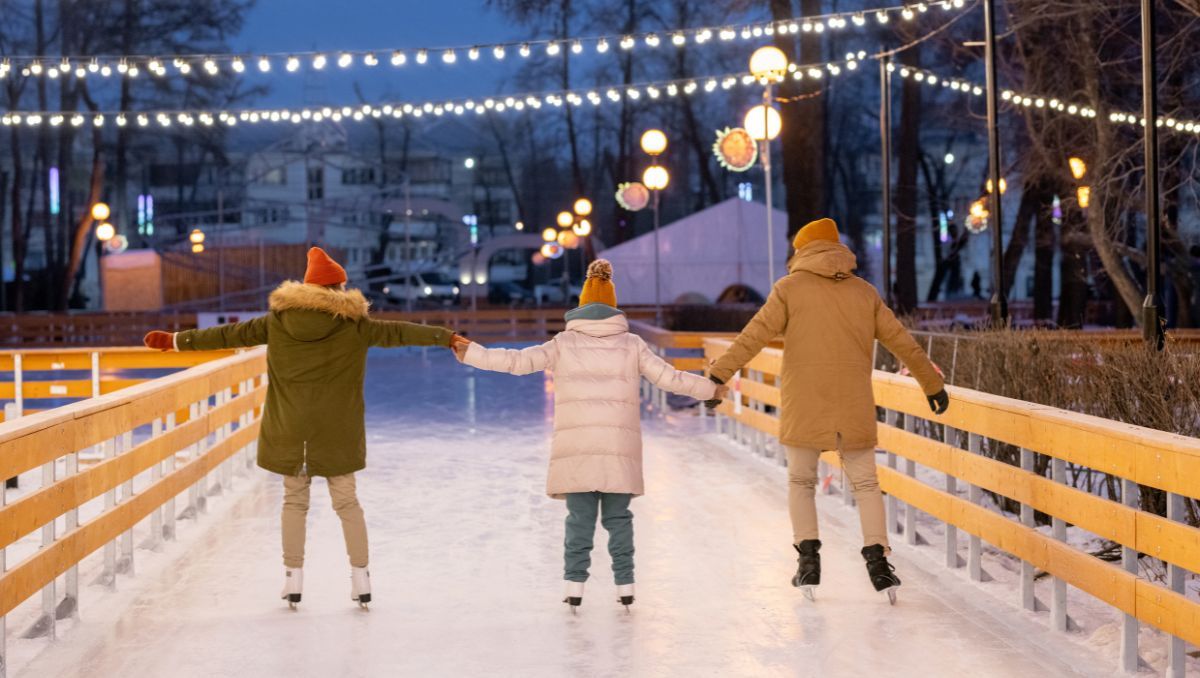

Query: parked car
[488,281,534,306]
[382,271,461,304]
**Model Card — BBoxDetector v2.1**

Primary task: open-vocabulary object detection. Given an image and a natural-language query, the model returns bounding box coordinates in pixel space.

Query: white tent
[599,197,790,305]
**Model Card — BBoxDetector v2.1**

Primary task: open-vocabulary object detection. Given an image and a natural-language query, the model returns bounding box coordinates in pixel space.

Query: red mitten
[143,331,175,352]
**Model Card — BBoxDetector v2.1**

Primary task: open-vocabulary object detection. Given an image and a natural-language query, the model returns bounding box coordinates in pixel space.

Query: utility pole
[880,55,893,307]
[983,0,1008,327]
[1140,0,1164,349]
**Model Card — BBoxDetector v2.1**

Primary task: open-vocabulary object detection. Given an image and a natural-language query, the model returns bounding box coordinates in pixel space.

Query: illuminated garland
[1,54,879,128]
[893,63,1200,137]
[0,1,966,83]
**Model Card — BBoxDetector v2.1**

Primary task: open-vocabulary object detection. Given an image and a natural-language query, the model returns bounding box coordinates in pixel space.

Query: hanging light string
[893,63,1200,138]
[1,52,888,129]
[0,0,967,83]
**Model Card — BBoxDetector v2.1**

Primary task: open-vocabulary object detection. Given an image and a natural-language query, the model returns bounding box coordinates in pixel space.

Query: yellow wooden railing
[698,337,1198,674]
[0,348,267,664]
[0,348,235,423]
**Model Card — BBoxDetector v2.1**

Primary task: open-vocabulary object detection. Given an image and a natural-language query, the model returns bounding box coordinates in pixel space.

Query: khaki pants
[281,473,369,569]
[785,445,889,549]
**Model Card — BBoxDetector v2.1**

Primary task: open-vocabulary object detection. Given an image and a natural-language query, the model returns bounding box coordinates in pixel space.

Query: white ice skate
[563,581,585,614]
[281,567,303,609]
[351,566,371,609]
[616,584,635,613]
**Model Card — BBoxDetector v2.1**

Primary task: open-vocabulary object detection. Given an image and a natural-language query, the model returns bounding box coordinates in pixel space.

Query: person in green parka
[143,246,459,610]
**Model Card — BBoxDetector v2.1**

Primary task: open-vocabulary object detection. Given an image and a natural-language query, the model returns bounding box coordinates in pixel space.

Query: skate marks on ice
[18,350,1114,677]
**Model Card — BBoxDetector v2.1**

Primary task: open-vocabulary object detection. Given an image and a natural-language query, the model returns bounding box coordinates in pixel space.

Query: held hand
[450,334,471,362]
[143,331,175,352]
[927,389,949,415]
[714,384,730,400]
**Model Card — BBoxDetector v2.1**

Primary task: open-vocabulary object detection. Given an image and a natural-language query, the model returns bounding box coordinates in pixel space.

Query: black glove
[927,389,949,415]
[704,374,725,409]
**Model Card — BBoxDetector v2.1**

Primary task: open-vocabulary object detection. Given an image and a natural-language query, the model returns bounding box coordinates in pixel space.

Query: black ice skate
[563,581,584,614]
[861,544,901,604]
[791,540,821,601]
[616,584,635,613]
[351,566,371,610]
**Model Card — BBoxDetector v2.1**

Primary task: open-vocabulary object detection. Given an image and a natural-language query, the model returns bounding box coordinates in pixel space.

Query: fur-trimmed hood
[268,281,370,342]
[269,280,370,320]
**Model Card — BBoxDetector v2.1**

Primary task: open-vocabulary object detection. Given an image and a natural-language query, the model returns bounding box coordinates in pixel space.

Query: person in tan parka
[708,217,948,601]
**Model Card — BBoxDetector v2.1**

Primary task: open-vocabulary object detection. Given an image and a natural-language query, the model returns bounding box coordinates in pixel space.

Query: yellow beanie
[792,217,840,251]
[579,259,617,307]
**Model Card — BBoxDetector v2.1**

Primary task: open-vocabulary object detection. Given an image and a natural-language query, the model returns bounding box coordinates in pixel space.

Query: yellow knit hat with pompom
[579,259,617,307]
[792,217,840,251]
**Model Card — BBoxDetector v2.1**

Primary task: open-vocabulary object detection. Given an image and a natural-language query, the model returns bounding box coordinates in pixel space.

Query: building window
[307,166,324,200]
[258,167,287,185]
[341,167,376,185]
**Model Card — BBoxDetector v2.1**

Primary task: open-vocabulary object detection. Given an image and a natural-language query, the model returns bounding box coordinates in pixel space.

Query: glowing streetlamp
[640,130,671,324]
[748,45,789,289]
[556,210,574,228]
[90,202,111,221]
[189,228,206,245]
[192,243,205,254]
[542,227,558,242]
[1076,185,1091,209]
[1068,157,1087,180]
[573,197,593,217]
[95,222,115,242]
[640,129,667,157]
[572,218,592,237]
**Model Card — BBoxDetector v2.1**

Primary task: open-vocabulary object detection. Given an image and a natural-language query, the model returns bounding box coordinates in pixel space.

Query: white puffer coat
[463,308,717,499]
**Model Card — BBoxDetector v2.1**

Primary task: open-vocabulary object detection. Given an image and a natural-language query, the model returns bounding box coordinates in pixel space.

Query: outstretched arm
[461,339,556,376]
[637,338,719,400]
[166,315,269,351]
[708,286,788,383]
[361,319,453,348]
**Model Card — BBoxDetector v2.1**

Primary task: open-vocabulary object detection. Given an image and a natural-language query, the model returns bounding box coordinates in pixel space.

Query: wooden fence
[0,349,267,677]
[696,336,1198,676]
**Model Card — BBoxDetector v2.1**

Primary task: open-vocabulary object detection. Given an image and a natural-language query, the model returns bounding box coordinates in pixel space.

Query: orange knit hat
[304,247,347,286]
[792,217,840,251]
[579,259,617,307]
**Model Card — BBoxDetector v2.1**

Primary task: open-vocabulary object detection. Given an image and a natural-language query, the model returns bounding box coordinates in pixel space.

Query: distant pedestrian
[708,218,948,604]
[970,271,983,299]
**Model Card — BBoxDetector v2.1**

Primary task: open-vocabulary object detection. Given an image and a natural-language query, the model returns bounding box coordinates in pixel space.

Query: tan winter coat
[709,240,943,451]
[463,306,717,499]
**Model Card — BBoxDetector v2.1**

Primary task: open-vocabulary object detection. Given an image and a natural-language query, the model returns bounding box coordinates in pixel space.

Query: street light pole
[1140,0,1163,349]
[762,84,775,289]
[653,188,662,326]
[880,55,893,306]
[983,0,1008,328]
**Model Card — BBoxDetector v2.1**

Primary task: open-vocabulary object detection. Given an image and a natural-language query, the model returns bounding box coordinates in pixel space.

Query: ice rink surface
[23,348,1114,678]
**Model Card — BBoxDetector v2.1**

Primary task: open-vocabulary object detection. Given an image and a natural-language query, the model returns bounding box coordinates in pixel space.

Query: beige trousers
[785,445,889,549]
[281,473,369,569]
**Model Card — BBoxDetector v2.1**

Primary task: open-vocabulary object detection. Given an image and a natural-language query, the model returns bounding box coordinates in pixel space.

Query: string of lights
[894,63,1200,138]
[0,0,966,83]
[0,53,882,129]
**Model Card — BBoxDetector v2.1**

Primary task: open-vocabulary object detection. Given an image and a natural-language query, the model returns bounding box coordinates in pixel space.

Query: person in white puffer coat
[452,259,726,611]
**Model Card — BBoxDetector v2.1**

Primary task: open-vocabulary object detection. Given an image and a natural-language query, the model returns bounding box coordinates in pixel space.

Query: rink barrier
[0,348,236,423]
[701,337,1200,677]
[0,348,266,678]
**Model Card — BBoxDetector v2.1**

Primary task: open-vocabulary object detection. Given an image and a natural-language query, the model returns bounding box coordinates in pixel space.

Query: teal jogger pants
[563,492,635,585]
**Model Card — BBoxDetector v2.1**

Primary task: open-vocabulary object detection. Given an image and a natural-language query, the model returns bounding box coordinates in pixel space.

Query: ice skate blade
[358,602,370,611]
[563,596,582,614]
[881,587,898,605]
[801,586,816,602]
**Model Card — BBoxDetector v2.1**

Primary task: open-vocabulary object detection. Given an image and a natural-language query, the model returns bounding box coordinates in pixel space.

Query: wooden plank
[1134,579,1200,648]
[0,419,260,618]
[1135,512,1200,576]
[0,385,265,551]
[670,357,707,372]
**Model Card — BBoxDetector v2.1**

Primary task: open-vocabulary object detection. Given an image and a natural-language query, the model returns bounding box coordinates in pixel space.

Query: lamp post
[748,46,788,291]
[983,0,1008,327]
[1140,0,1163,350]
[640,129,668,325]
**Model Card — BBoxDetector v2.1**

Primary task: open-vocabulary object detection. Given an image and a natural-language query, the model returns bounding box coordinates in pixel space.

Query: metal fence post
[885,410,898,531]
[944,426,961,568]
[903,414,918,546]
[967,433,985,582]
[1166,491,1186,677]
[1019,447,1036,611]
[1120,478,1140,672]
[119,430,135,575]
[165,412,178,540]
[186,401,201,518]
[1,452,6,678]
[35,458,57,638]
[1050,456,1068,630]
[101,436,117,589]
[148,417,165,550]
